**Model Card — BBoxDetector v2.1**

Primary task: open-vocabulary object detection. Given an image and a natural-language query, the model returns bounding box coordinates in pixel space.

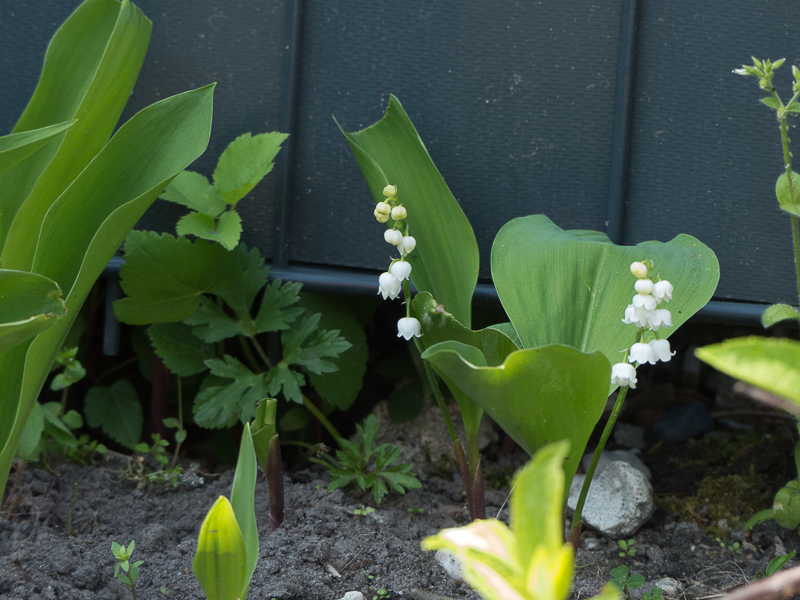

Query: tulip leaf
[491,215,719,370]
[762,303,800,328]
[421,341,611,498]
[0,270,66,354]
[695,336,800,406]
[0,121,75,177]
[193,496,248,600]
[339,95,479,326]
[230,423,258,600]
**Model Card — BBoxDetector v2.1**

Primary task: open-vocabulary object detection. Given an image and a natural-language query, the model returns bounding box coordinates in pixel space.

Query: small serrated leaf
[193,357,269,427]
[84,380,143,449]
[214,210,243,250]
[213,132,289,204]
[176,211,218,240]
[160,170,226,215]
[762,303,800,328]
[265,365,305,403]
[148,322,215,376]
[185,296,248,342]
[254,280,304,334]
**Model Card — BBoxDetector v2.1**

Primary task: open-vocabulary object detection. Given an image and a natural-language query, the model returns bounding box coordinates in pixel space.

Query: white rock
[434,549,463,584]
[581,449,651,480]
[338,593,364,600]
[654,577,681,597]
[567,460,655,537]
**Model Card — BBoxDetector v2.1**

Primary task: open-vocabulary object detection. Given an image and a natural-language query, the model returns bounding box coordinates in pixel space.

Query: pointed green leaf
[776,171,800,217]
[147,322,215,376]
[0,121,75,177]
[175,210,242,251]
[265,365,305,404]
[421,341,611,498]
[761,97,782,109]
[214,211,243,250]
[339,96,479,326]
[762,303,800,328]
[17,401,45,459]
[160,170,226,215]
[0,0,151,267]
[213,132,289,205]
[193,496,248,600]
[491,215,719,371]
[280,314,351,374]
[254,280,304,334]
[0,270,66,354]
[696,337,800,406]
[84,380,143,449]
[230,423,258,600]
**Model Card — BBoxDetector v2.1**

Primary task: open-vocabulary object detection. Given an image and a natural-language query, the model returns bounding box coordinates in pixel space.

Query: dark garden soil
[2,394,800,600]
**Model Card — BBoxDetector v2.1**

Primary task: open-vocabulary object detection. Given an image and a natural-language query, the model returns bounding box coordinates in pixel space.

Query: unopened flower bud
[391,205,408,221]
[630,261,648,278]
[375,202,392,215]
[384,229,403,246]
[634,278,654,295]
[374,208,390,223]
[383,184,397,197]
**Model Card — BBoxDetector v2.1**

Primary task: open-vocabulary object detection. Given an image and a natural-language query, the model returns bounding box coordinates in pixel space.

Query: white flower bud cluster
[374,184,421,340]
[611,260,676,389]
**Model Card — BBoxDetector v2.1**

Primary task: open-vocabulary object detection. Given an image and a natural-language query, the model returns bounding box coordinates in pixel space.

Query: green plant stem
[238,334,262,373]
[249,335,274,370]
[420,358,459,445]
[301,396,342,444]
[170,376,183,469]
[568,385,630,548]
[793,215,800,305]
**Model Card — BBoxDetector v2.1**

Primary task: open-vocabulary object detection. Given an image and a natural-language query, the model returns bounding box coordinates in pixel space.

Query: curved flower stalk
[423,441,619,600]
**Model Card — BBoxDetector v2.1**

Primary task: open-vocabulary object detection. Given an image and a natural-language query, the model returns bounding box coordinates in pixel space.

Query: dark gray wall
[3,0,799,308]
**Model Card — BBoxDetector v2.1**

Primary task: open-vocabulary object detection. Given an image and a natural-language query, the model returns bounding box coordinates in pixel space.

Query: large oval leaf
[422,341,611,497]
[492,215,719,368]
[339,96,479,326]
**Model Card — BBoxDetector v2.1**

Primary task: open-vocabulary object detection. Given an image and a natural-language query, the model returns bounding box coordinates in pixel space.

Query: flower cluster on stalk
[611,260,675,389]
[374,185,421,340]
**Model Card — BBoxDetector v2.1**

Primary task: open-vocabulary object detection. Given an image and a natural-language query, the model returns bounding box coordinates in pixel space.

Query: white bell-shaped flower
[634,278,654,295]
[611,363,637,388]
[390,260,412,281]
[384,229,403,246]
[653,280,673,303]
[647,308,672,331]
[378,272,402,300]
[649,338,675,362]
[629,342,658,365]
[399,235,417,257]
[397,316,422,340]
[622,304,652,328]
[632,293,657,312]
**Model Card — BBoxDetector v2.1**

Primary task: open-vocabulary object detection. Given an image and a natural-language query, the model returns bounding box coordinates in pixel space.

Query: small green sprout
[111,540,143,600]
[372,587,390,600]
[617,538,636,557]
[407,507,425,515]
[353,505,375,516]
[715,537,742,554]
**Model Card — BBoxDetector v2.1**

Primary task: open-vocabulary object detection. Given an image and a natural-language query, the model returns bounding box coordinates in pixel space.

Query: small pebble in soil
[338,591,364,600]
[435,548,464,584]
[654,577,681,596]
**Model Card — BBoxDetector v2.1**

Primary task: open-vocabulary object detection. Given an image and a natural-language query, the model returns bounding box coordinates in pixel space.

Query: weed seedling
[715,537,742,554]
[609,565,644,600]
[407,507,425,515]
[353,505,375,516]
[111,540,143,600]
[617,538,636,557]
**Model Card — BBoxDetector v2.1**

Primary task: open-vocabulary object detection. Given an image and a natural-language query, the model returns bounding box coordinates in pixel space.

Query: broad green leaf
[0,84,215,501]
[762,304,800,328]
[213,132,289,205]
[84,380,143,449]
[775,171,800,217]
[17,401,45,459]
[176,210,242,251]
[491,215,719,371]
[421,341,611,497]
[339,95,479,326]
[695,336,800,406]
[215,244,271,319]
[41,401,79,448]
[0,0,151,267]
[115,232,235,324]
[160,170,225,215]
[147,322,215,376]
[229,423,258,600]
[0,121,75,177]
[193,496,248,600]
[194,357,270,427]
[299,293,370,411]
[0,270,66,354]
